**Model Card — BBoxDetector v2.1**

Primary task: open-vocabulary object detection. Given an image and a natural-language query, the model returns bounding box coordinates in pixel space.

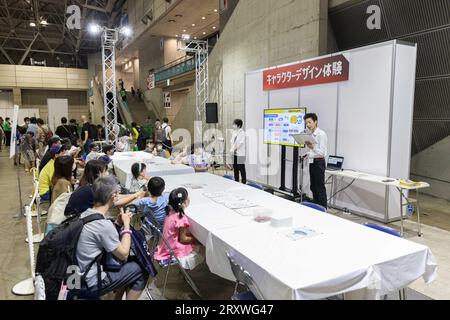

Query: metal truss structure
[101,27,118,144]
[177,39,209,142]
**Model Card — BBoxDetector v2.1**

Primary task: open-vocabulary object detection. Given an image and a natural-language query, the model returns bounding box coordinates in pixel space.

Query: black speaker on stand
[206,103,218,124]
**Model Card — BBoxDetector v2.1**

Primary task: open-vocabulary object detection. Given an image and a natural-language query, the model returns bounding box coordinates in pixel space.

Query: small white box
[270,213,293,228]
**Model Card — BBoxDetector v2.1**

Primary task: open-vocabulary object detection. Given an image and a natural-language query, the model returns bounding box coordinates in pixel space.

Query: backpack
[130,226,158,277]
[89,124,99,140]
[35,214,105,300]
[156,128,165,143]
[138,127,150,140]
[47,192,72,225]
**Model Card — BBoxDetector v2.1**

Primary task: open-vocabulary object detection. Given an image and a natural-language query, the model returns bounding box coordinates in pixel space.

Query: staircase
[126,93,157,124]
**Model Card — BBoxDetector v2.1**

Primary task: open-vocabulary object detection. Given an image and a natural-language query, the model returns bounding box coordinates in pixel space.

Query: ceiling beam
[0,44,15,64]
[18,32,38,64]
[4,46,86,56]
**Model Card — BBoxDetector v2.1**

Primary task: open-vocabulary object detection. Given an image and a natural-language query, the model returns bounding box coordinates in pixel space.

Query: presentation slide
[264,108,307,147]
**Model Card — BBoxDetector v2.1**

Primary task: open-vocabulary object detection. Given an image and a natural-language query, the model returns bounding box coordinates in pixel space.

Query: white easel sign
[9,104,19,159]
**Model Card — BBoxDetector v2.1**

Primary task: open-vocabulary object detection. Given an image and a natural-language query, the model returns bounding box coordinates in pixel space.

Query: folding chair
[301,202,327,213]
[226,252,264,300]
[247,182,264,190]
[143,218,202,299]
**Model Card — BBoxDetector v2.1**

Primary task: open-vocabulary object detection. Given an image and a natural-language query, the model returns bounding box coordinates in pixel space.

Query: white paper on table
[183,183,206,190]
[203,192,228,199]
[281,226,322,241]
[234,206,263,216]
[224,200,258,210]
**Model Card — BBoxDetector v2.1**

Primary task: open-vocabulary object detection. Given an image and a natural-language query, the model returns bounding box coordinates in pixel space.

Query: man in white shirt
[230,119,247,184]
[161,117,173,155]
[304,113,328,209]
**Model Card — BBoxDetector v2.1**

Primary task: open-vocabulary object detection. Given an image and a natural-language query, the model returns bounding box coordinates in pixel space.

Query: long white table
[111,151,156,163]
[160,173,437,300]
[112,152,195,189]
[326,170,430,237]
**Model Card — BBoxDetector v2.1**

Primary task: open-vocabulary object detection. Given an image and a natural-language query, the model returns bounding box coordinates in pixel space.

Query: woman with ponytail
[154,188,204,270]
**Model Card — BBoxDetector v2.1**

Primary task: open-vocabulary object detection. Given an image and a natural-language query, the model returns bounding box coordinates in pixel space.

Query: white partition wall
[244,41,417,222]
[0,108,40,121]
[47,98,68,132]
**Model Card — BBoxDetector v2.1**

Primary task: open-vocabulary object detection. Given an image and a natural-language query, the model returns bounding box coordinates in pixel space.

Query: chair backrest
[226,252,265,300]
[301,202,327,213]
[364,223,402,237]
[247,182,264,190]
[223,174,234,180]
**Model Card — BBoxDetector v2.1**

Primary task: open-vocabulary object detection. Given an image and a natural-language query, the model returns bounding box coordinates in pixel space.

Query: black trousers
[5,131,11,146]
[233,155,247,184]
[162,139,172,155]
[309,159,327,209]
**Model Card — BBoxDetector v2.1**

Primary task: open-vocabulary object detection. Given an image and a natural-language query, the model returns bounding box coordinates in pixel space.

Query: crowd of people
[1,113,248,300]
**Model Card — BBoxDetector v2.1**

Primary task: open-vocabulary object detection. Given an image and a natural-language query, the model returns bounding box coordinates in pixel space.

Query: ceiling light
[40,20,48,26]
[175,34,179,37]
[182,34,191,40]
[202,17,206,20]
[183,29,186,32]
[214,9,218,12]
[194,37,197,40]
[168,19,176,23]
[88,23,101,35]
[212,26,216,29]
[203,32,206,35]
[120,26,133,37]
[191,23,196,27]
[30,22,36,27]
[175,14,183,18]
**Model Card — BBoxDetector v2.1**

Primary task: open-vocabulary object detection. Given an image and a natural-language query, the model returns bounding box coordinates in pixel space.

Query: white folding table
[159,173,437,300]
[326,170,430,236]
[113,156,195,189]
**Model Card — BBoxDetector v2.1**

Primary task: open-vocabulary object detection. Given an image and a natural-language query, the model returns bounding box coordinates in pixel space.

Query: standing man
[36,118,50,159]
[23,117,30,129]
[81,115,92,154]
[304,113,328,209]
[55,117,72,140]
[161,118,173,155]
[27,117,39,137]
[230,119,247,184]
[3,117,12,147]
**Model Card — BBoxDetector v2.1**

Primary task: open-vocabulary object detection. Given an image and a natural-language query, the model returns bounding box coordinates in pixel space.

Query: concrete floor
[1,150,449,300]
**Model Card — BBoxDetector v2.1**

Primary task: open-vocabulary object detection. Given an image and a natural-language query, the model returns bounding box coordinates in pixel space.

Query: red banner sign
[263,55,349,91]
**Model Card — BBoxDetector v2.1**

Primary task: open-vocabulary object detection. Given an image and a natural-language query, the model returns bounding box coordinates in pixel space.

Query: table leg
[416,189,422,237]
[399,188,404,237]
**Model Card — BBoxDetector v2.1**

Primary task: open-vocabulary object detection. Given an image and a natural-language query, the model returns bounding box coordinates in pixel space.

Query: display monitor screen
[264,108,307,147]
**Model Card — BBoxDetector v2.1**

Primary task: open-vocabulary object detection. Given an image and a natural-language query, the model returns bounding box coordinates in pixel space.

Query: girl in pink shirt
[154,188,204,270]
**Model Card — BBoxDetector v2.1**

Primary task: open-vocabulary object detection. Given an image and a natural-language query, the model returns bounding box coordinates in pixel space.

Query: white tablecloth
[111,151,155,163]
[112,154,195,189]
[159,173,438,300]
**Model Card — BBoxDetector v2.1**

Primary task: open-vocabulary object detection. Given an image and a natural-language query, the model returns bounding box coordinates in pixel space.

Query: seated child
[145,142,156,154]
[100,144,115,167]
[181,143,211,173]
[155,143,168,158]
[129,162,151,193]
[132,177,168,228]
[154,188,204,270]
[85,143,102,163]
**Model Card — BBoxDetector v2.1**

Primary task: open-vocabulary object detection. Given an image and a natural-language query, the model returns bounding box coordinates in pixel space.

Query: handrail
[154,55,194,74]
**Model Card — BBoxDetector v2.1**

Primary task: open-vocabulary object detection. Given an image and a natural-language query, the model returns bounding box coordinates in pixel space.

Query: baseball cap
[50,144,65,155]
